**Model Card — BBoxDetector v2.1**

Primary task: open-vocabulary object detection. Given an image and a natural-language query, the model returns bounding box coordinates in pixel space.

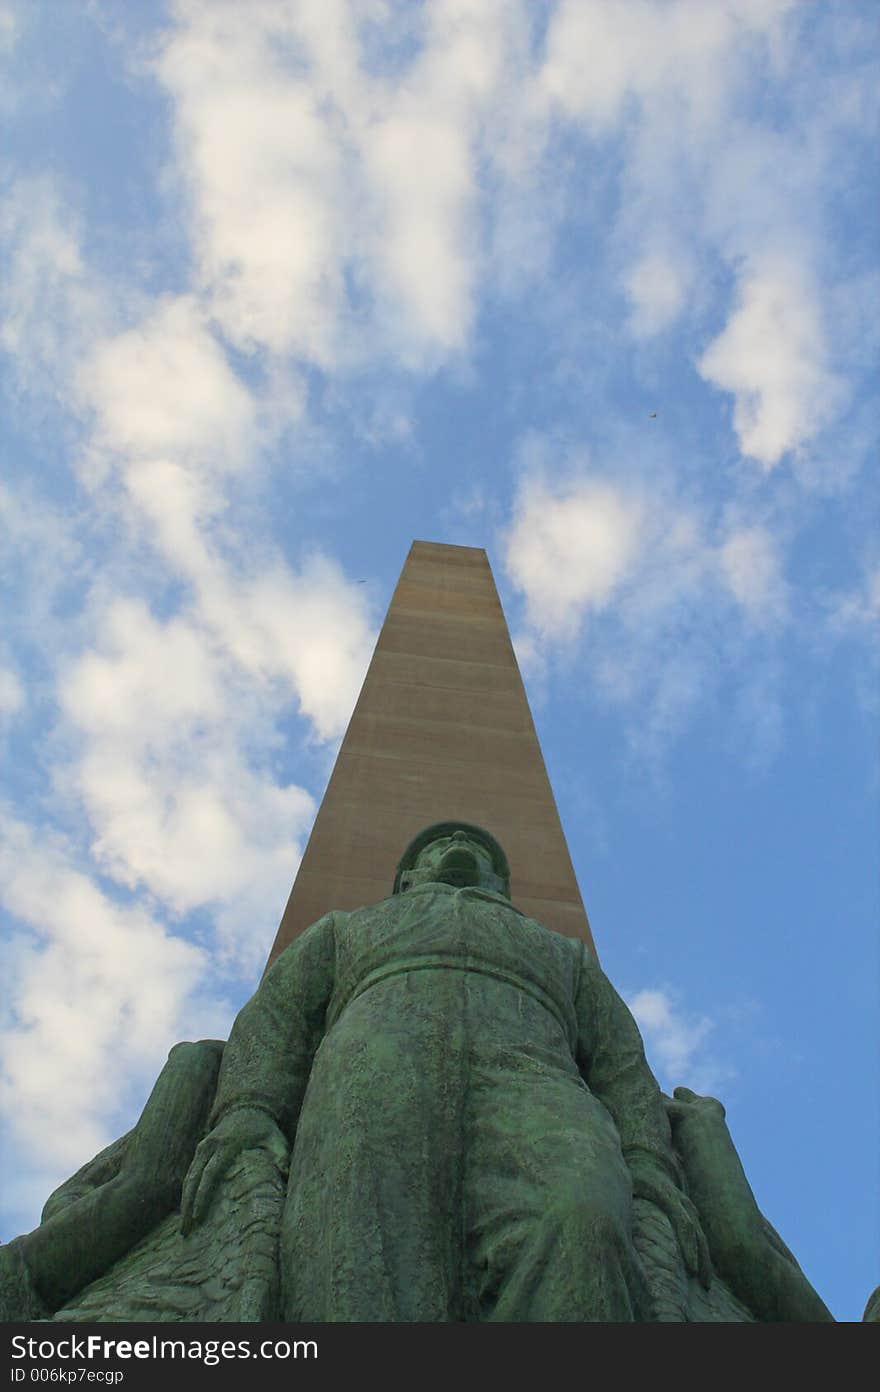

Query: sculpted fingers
[187,1145,231,1233]
[670,1086,726,1122]
[262,1122,291,1171]
[697,1224,713,1288]
[180,1107,289,1237]
[635,1167,713,1289]
[180,1138,210,1236]
[674,1193,712,1288]
[180,1134,229,1236]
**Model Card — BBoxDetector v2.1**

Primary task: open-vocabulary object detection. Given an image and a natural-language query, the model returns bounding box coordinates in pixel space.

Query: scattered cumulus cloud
[0,481,88,667]
[0,161,377,958]
[540,0,792,124]
[537,0,797,169]
[539,0,861,478]
[0,665,24,718]
[52,557,373,953]
[0,4,17,54]
[0,813,217,1177]
[0,176,107,390]
[0,35,382,1227]
[718,524,788,628]
[827,561,880,637]
[2,2,867,480]
[627,986,733,1095]
[77,295,261,476]
[151,0,524,369]
[58,600,307,914]
[729,661,785,771]
[503,471,644,639]
[821,560,880,719]
[499,446,799,756]
[154,4,352,362]
[698,261,846,467]
[198,554,377,742]
[0,0,874,1255]
[624,247,692,338]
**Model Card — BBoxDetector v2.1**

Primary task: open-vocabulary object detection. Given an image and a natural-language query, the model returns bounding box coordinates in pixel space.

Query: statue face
[399,829,507,895]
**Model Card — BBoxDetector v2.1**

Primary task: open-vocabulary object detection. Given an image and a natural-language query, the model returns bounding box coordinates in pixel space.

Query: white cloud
[718,524,788,627]
[627,986,732,1095]
[0,664,23,717]
[0,0,873,1255]
[822,561,880,720]
[362,110,475,355]
[106,458,376,741]
[730,662,784,770]
[0,177,107,390]
[698,261,845,467]
[5,3,864,488]
[46,529,376,962]
[0,3,17,55]
[501,462,705,751]
[538,1,860,478]
[540,0,793,133]
[225,555,376,740]
[503,471,644,639]
[509,628,547,686]
[358,0,516,359]
[151,0,530,370]
[624,247,692,338]
[63,600,223,740]
[77,295,261,474]
[0,814,213,1176]
[827,561,880,636]
[500,448,797,759]
[155,3,352,362]
[0,124,378,976]
[0,165,377,754]
[0,481,88,671]
[55,597,319,959]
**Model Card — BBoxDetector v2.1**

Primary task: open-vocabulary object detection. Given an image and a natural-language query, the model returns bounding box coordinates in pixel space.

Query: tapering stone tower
[2,539,835,1325]
[266,539,593,972]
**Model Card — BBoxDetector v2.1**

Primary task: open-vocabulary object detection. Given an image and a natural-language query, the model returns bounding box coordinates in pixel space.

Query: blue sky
[0,0,877,1321]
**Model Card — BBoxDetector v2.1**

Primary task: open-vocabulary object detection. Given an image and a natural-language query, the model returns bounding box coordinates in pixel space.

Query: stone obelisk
[265,539,593,972]
[4,541,837,1326]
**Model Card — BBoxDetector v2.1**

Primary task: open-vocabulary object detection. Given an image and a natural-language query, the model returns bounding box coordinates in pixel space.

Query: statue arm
[181,912,337,1233]
[40,1132,132,1223]
[574,944,710,1286]
[207,911,338,1138]
[574,945,678,1178]
[666,1088,834,1320]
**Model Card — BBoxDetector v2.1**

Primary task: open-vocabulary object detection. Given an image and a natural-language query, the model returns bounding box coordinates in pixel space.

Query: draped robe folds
[208,881,681,1321]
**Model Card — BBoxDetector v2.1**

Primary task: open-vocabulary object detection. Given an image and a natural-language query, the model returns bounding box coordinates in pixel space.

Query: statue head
[393,822,511,897]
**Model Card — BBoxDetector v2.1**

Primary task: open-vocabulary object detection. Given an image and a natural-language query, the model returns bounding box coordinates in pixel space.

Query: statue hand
[664,1085,726,1128]
[629,1156,713,1289]
[180,1107,287,1236]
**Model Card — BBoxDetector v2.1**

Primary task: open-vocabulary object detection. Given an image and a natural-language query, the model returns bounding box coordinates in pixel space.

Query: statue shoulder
[265,909,347,979]
[528,922,598,973]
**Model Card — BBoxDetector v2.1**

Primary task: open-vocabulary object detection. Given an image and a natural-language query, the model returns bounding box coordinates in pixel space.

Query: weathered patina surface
[665,1087,833,1321]
[181,823,706,1320]
[0,825,837,1322]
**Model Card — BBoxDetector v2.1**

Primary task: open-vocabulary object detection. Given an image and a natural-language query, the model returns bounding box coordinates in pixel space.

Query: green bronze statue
[662,1087,832,1322]
[0,822,838,1322]
[0,1040,225,1320]
[181,821,708,1321]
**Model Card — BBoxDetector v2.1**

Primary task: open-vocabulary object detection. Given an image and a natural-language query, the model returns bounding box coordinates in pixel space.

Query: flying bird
[649,412,657,419]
